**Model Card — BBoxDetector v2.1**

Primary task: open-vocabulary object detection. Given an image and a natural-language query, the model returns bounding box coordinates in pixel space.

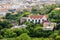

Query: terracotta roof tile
[2,4,12,7]
[29,15,48,19]
[0,4,12,11]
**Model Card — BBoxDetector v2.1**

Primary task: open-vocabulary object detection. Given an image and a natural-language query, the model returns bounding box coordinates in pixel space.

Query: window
[42,19,44,21]
[28,19,30,21]
[35,20,37,22]
[39,20,40,22]
[35,20,37,23]
[48,24,51,27]
[38,20,40,23]
[48,24,50,26]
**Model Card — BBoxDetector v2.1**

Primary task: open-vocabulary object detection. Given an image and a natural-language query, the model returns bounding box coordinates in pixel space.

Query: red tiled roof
[0,4,12,11]
[29,15,48,19]
[2,4,12,7]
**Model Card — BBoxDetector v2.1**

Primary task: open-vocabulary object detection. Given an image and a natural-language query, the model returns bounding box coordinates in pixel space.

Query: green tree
[5,13,11,19]
[0,35,3,39]
[49,9,60,23]
[0,20,13,30]
[13,28,29,36]
[55,35,60,40]
[31,8,39,14]
[16,33,31,40]
[30,29,53,37]
[0,28,17,38]
[56,24,60,30]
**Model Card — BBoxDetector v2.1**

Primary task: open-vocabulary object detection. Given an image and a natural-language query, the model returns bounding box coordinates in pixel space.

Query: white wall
[27,18,44,23]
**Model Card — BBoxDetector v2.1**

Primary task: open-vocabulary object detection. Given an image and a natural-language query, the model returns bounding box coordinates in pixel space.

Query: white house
[27,15,48,23]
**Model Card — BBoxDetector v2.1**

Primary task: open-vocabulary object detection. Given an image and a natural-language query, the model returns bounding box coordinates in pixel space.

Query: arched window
[38,20,40,23]
[28,19,30,21]
[39,20,40,22]
[35,20,37,23]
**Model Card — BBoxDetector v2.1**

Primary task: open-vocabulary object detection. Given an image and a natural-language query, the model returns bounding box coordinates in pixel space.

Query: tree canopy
[49,9,60,23]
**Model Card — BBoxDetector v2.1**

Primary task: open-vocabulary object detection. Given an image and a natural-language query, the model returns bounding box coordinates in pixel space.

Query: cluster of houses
[20,14,56,30]
[0,0,58,30]
[0,0,60,17]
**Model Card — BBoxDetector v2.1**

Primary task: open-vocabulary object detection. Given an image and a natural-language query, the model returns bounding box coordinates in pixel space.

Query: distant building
[27,15,48,23]
[20,17,27,24]
[0,11,7,17]
[43,22,56,30]
[0,4,20,17]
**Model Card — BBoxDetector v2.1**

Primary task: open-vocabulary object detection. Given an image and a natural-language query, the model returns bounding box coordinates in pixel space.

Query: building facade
[27,15,48,23]
[43,22,56,30]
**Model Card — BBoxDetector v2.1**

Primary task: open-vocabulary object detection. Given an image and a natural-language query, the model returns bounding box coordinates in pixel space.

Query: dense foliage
[0,4,60,40]
[49,9,60,23]
[0,20,13,30]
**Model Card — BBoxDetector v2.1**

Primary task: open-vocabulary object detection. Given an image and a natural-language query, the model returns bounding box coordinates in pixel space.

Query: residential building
[43,22,56,30]
[27,15,48,23]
